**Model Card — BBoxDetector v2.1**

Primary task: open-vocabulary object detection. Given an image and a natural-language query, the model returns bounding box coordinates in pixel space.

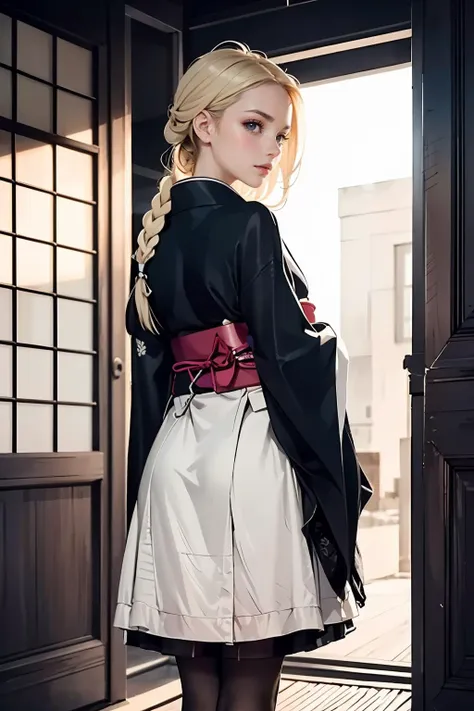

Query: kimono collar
[170,177,245,215]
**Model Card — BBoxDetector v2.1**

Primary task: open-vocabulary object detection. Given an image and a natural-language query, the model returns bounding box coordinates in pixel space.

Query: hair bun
[165,105,190,144]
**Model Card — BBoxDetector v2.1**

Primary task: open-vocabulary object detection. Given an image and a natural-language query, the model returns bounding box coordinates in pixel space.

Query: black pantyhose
[176,657,221,711]
[217,657,284,711]
[175,655,284,711]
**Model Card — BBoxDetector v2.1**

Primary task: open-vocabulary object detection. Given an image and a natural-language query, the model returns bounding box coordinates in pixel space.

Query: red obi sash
[170,300,316,395]
[170,322,260,394]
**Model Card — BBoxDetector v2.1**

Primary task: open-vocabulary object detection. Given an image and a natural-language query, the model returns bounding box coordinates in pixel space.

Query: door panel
[0,479,100,657]
[417,0,474,708]
[0,4,124,709]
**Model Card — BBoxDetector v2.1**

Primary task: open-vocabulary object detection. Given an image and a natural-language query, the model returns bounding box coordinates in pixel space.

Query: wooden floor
[304,577,411,664]
[157,679,412,711]
[276,680,411,711]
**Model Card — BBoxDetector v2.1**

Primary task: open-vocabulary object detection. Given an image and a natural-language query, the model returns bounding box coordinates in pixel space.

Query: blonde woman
[115,42,372,711]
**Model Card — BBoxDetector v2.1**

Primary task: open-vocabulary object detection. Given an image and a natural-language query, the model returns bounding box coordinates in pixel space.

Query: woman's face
[193,82,292,188]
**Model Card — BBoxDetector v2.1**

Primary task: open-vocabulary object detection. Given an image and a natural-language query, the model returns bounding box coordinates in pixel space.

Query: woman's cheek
[237,130,256,151]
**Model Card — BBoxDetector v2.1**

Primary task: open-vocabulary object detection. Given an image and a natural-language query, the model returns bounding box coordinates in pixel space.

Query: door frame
[408,2,424,708]
[116,1,424,702]
[273,31,411,83]
[111,0,183,695]
[184,0,411,67]
[108,0,128,700]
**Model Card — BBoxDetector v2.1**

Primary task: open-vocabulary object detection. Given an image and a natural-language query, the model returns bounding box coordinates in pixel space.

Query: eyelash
[243,119,290,145]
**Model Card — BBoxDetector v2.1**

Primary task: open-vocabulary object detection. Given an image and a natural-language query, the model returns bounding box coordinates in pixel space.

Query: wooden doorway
[0,2,128,709]
[411,0,474,708]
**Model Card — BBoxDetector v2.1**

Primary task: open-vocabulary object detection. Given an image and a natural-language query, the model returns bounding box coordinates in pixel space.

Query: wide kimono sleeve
[238,201,368,598]
[125,264,173,523]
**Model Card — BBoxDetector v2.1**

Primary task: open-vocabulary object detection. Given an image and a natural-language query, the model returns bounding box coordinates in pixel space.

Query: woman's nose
[267,141,281,159]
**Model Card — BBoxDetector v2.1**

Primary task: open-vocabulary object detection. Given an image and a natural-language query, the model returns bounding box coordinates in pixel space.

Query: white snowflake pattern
[136,339,147,357]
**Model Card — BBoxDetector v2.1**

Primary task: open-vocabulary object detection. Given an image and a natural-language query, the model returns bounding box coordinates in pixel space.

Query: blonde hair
[133,42,304,332]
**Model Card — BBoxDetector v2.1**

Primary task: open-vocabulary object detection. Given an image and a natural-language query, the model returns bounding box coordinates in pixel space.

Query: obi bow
[171,333,256,394]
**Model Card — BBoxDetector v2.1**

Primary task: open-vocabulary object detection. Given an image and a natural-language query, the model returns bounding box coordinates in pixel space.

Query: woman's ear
[193,110,216,144]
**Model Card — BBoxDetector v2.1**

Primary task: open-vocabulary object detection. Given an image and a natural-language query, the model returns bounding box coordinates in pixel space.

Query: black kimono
[116,176,372,658]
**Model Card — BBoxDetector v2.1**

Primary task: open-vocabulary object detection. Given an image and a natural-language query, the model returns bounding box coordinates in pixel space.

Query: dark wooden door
[410,0,474,708]
[0,2,128,709]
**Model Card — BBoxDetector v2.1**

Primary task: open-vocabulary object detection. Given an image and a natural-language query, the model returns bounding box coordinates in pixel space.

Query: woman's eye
[244,120,263,133]
[244,121,289,145]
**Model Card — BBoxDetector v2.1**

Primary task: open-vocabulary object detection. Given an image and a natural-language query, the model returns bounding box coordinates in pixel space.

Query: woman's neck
[192,154,236,188]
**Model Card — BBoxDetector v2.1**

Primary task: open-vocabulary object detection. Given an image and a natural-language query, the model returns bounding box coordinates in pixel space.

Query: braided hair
[133,175,172,332]
[131,42,303,333]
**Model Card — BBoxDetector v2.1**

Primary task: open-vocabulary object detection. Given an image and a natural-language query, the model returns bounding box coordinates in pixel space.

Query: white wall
[339,177,412,497]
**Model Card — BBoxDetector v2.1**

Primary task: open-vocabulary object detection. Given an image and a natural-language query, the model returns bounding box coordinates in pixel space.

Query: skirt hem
[115,600,327,644]
[124,620,356,659]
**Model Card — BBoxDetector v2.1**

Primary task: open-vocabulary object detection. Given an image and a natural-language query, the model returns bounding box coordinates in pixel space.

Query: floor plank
[155,679,413,711]
[274,683,411,711]
[280,679,296,692]
[393,645,411,663]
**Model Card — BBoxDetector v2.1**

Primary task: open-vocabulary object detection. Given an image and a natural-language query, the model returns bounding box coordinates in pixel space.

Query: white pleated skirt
[114,383,358,646]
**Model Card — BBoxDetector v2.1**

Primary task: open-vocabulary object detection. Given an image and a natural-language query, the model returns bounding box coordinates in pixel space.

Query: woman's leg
[217,657,284,711]
[176,656,221,711]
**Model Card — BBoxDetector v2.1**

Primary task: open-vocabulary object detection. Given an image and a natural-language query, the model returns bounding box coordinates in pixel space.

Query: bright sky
[272,65,413,332]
